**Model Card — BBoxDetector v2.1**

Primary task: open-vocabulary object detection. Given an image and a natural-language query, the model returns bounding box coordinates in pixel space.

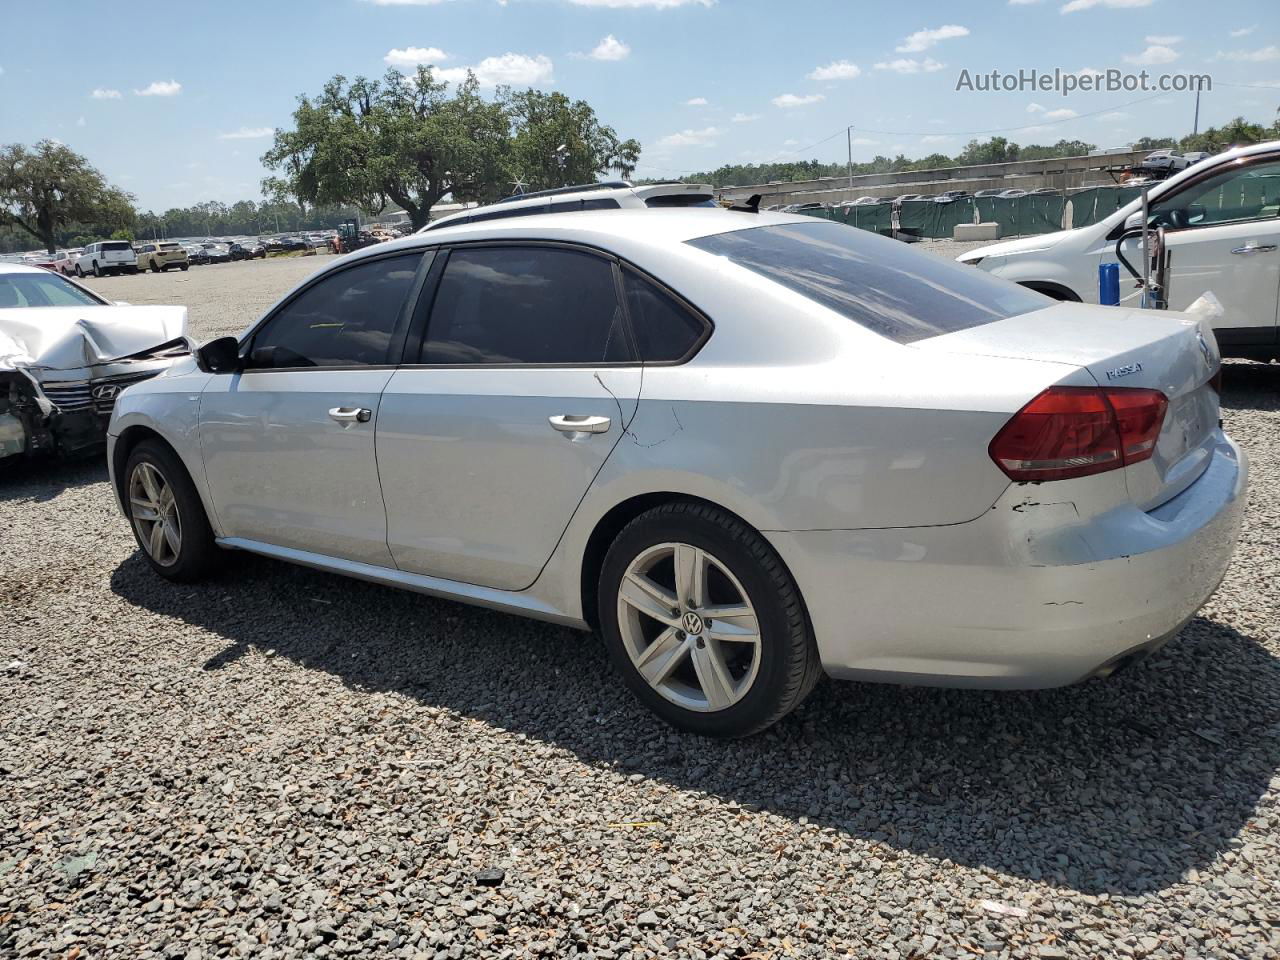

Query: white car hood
[0,305,188,372]
[966,229,1074,259]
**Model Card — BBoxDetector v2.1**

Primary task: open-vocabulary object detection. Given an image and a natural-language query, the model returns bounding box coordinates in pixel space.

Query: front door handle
[1230,243,1278,255]
[549,414,611,434]
[329,406,372,423]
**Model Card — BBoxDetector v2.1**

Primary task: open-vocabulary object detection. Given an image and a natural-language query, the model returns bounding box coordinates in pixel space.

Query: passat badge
[1105,362,1143,381]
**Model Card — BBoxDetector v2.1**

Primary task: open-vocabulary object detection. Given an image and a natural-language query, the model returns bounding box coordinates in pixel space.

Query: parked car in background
[957,140,1280,361]
[0,263,187,464]
[106,205,1245,736]
[229,240,266,261]
[1137,150,1192,176]
[934,190,971,203]
[136,241,190,273]
[182,244,208,265]
[1182,151,1213,166]
[28,251,75,274]
[200,243,231,264]
[892,194,929,203]
[1027,187,1060,196]
[75,240,137,277]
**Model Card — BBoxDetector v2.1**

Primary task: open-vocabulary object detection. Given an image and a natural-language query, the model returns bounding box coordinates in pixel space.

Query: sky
[1,0,1277,212]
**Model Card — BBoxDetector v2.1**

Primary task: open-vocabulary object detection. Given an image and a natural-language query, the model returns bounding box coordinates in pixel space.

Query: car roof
[342,208,813,264]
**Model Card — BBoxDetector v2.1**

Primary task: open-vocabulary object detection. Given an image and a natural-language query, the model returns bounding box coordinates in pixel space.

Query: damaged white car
[0,263,188,463]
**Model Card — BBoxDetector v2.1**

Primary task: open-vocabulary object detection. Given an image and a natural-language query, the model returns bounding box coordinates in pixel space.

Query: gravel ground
[2,257,1280,959]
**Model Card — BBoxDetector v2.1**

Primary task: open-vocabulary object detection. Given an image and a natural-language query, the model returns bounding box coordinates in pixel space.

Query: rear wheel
[598,502,821,737]
[123,439,219,582]
[151,260,161,273]
[92,261,102,277]
[180,264,189,271]
[74,264,83,277]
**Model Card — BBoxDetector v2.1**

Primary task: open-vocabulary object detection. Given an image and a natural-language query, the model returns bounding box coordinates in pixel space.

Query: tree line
[672,117,1280,189]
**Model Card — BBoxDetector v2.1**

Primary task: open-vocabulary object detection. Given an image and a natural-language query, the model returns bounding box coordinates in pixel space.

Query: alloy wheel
[128,461,182,566]
[617,542,762,712]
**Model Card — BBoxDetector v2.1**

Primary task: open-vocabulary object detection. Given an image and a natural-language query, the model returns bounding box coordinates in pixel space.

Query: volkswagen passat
[107,207,1247,736]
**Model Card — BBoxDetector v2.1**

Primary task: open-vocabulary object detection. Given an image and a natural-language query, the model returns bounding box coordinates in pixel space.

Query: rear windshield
[101,241,132,252]
[687,221,1049,344]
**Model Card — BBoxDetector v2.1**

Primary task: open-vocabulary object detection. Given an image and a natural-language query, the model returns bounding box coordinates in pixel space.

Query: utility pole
[847,125,854,195]
[1193,88,1201,136]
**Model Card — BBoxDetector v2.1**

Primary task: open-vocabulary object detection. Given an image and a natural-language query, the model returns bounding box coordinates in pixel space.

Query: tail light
[989,385,1168,482]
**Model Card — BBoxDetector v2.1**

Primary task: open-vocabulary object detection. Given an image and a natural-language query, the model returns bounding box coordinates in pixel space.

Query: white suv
[957,141,1280,362]
[422,181,719,231]
[75,240,138,278]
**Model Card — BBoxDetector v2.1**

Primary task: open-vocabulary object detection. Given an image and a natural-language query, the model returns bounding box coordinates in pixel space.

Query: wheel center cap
[681,611,705,636]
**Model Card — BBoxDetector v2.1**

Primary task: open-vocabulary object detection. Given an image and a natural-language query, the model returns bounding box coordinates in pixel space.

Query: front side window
[248,253,424,367]
[0,272,106,308]
[1150,158,1280,229]
[420,246,631,364]
[688,221,1049,345]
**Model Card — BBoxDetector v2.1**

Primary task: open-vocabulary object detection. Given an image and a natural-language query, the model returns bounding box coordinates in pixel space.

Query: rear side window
[249,253,423,367]
[621,267,707,361]
[420,246,631,365]
[687,221,1049,344]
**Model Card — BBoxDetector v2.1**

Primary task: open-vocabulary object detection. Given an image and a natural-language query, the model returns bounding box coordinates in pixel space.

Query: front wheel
[74,264,83,277]
[151,260,162,273]
[92,261,102,277]
[598,502,822,737]
[180,264,189,271]
[122,439,220,582]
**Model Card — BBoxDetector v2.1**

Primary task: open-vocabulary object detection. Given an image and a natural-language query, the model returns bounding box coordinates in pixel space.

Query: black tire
[121,439,220,582]
[92,261,102,277]
[74,264,83,277]
[151,260,161,273]
[180,264,189,271]
[598,501,822,737]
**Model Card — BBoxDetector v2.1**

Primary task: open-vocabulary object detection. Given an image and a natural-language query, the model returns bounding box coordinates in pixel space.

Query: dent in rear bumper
[767,434,1248,689]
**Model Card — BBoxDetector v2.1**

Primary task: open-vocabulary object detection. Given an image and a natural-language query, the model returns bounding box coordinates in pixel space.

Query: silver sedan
[107,208,1247,736]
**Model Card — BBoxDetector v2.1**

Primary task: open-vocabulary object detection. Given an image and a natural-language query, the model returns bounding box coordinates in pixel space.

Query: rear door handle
[328,406,372,423]
[549,414,611,434]
[1230,243,1278,255]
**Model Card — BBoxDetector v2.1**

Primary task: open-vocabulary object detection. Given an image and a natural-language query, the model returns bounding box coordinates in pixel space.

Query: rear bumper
[766,432,1248,689]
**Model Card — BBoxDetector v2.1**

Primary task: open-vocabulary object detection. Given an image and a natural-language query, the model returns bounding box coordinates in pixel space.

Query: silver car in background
[106,206,1246,736]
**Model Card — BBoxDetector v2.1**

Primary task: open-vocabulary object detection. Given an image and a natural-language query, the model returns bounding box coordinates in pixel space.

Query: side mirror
[196,336,242,374]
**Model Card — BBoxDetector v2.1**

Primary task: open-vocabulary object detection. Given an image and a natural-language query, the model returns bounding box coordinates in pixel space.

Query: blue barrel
[1098,262,1120,306]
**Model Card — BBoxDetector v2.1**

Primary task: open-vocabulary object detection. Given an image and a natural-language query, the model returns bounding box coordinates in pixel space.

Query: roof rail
[496,181,633,204]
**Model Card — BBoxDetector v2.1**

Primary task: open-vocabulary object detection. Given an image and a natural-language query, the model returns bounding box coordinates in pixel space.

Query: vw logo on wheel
[681,610,705,636]
[91,384,121,401]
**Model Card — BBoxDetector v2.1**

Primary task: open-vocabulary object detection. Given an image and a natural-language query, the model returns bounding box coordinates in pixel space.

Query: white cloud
[920,135,953,143]
[873,58,945,74]
[1043,107,1078,120]
[91,88,122,99]
[1145,34,1182,45]
[1061,0,1152,13]
[384,46,450,66]
[731,112,761,123]
[135,80,182,97]
[656,125,721,147]
[1027,102,1046,113]
[1230,25,1256,38]
[76,116,86,127]
[218,126,274,140]
[568,0,712,6]
[808,60,861,81]
[1214,45,1280,62]
[436,53,553,86]
[895,24,969,53]
[1074,66,1104,77]
[588,35,631,61]
[771,92,825,107]
[685,96,708,106]
[1124,44,1179,65]
[783,139,799,146]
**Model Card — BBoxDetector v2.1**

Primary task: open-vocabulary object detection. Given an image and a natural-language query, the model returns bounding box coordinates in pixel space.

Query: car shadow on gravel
[1221,360,1280,412]
[111,550,1280,897]
[0,457,107,502]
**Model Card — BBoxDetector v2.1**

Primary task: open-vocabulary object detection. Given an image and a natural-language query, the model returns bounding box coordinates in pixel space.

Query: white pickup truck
[957,141,1280,362]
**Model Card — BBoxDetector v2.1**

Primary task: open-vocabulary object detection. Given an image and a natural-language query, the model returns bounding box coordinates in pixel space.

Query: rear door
[199,251,430,565]
[377,243,641,591]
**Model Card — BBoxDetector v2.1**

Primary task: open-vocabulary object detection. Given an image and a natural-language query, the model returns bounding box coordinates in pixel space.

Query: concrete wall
[719,149,1150,207]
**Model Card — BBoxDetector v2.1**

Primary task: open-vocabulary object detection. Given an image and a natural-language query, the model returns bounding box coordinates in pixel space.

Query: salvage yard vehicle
[75,240,137,277]
[957,141,1280,362]
[108,200,1246,737]
[0,264,188,463]
[136,241,190,273]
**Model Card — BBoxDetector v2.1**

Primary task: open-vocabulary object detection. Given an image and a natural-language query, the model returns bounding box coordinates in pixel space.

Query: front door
[199,251,428,565]
[1139,154,1280,345]
[378,243,641,591]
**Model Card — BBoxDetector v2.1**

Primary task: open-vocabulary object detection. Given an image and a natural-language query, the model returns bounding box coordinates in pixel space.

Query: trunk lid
[916,303,1220,509]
